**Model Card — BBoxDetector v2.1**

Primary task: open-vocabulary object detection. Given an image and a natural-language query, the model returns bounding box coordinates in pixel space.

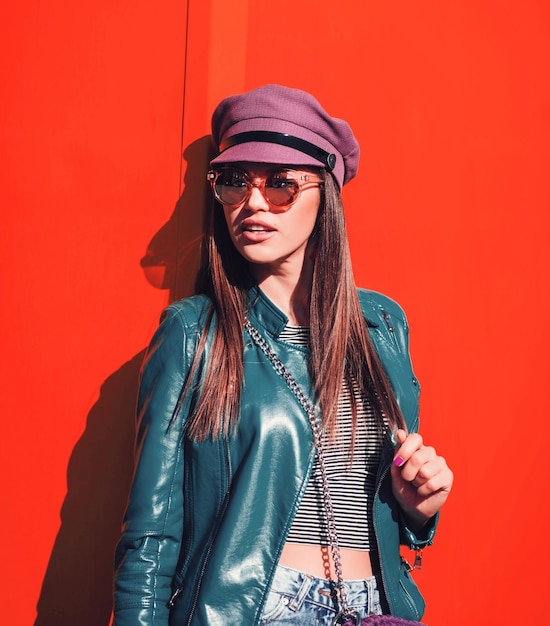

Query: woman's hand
[391,429,454,530]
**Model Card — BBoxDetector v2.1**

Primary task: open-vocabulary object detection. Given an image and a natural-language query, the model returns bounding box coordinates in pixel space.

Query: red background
[2,1,549,624]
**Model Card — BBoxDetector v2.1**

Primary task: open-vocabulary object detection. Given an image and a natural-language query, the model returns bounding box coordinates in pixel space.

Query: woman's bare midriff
[279,542,374,580]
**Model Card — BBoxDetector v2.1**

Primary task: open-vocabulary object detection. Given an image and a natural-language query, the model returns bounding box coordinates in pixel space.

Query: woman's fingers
[391,430,454,521]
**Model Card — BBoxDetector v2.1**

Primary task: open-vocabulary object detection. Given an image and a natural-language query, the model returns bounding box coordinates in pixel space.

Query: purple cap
[210,84,359,189]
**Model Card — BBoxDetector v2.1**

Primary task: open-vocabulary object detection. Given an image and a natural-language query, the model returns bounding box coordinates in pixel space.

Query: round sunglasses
[207,167,323,210]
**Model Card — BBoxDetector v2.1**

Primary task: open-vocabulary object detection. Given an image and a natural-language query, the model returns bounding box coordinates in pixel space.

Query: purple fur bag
[342,616,425,626]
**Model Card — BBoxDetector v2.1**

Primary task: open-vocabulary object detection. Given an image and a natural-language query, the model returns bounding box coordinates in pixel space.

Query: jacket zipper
[181,436,233,624]
[373,461,392,612]
[374,452,422,619]
[168,587,183,607]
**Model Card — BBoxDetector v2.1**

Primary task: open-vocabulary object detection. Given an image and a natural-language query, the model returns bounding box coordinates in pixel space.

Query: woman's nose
[245,185,270,211]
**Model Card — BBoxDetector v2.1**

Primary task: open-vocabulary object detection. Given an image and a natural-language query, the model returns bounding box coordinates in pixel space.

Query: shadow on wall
[141,137,213,304]
[35,136,212,625]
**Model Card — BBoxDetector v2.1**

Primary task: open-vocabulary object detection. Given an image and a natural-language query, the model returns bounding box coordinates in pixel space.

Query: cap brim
[210,142,324,169]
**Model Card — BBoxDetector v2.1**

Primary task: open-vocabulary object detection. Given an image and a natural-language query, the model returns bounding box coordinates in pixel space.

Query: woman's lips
[240,220,275,242]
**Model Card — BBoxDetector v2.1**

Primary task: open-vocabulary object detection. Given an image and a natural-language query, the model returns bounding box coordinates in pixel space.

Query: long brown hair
[183,169,405,441]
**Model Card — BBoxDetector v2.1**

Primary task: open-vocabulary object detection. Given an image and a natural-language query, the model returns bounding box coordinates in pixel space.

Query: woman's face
[220,163,322,278]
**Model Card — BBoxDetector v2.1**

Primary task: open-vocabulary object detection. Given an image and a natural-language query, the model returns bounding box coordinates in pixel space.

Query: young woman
[113,84,453,626]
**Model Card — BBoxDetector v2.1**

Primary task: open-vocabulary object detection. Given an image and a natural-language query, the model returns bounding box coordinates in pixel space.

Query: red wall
[1,2,187,624]
[2,1,549,624]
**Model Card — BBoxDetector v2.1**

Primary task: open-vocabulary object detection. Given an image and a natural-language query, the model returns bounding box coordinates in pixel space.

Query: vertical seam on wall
[179,0,191,197]
[174,0,191,300]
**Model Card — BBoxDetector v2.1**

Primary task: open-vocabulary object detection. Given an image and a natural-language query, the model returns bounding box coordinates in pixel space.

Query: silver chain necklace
[245,319,358,623]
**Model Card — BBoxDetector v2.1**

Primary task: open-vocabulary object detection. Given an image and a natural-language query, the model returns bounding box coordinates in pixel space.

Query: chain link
[245,319,357,620]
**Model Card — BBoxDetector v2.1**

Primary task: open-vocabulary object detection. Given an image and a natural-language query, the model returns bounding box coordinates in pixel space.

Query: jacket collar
[245,285,379,336]
[246,286,289,337]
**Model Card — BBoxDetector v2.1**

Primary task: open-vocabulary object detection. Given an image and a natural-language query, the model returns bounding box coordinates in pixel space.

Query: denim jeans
[259,564,383,625]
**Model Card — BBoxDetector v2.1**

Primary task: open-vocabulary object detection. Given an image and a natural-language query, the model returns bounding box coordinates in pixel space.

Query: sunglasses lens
[214,169,248,205]
[211,169,302,208]
[264,173,300,207]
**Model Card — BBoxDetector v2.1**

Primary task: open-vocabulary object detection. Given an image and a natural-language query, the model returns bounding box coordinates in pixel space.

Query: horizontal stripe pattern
[279,325,386,551]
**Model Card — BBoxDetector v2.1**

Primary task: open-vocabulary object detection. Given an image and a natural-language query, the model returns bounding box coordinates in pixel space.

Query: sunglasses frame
[207,166,324,210]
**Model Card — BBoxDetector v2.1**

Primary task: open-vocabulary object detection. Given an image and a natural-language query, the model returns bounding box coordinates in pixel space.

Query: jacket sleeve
[383,298,440,549]
[400,512,438,549]
[113,305,193,626]
[360,290,440,549]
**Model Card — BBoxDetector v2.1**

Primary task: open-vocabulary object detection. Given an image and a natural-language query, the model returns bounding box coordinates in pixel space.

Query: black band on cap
[219,131,337,172]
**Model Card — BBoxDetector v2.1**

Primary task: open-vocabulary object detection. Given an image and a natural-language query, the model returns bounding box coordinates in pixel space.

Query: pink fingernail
[393,456,405,468]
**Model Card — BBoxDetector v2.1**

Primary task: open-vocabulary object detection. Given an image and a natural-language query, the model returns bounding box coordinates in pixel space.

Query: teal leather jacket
[114,287,437,625]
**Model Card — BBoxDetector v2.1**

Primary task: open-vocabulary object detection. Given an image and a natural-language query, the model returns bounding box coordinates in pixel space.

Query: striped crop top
[280,324,387,551]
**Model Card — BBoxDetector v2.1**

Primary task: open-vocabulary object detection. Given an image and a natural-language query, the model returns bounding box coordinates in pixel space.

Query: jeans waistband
[270,564,378,611]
